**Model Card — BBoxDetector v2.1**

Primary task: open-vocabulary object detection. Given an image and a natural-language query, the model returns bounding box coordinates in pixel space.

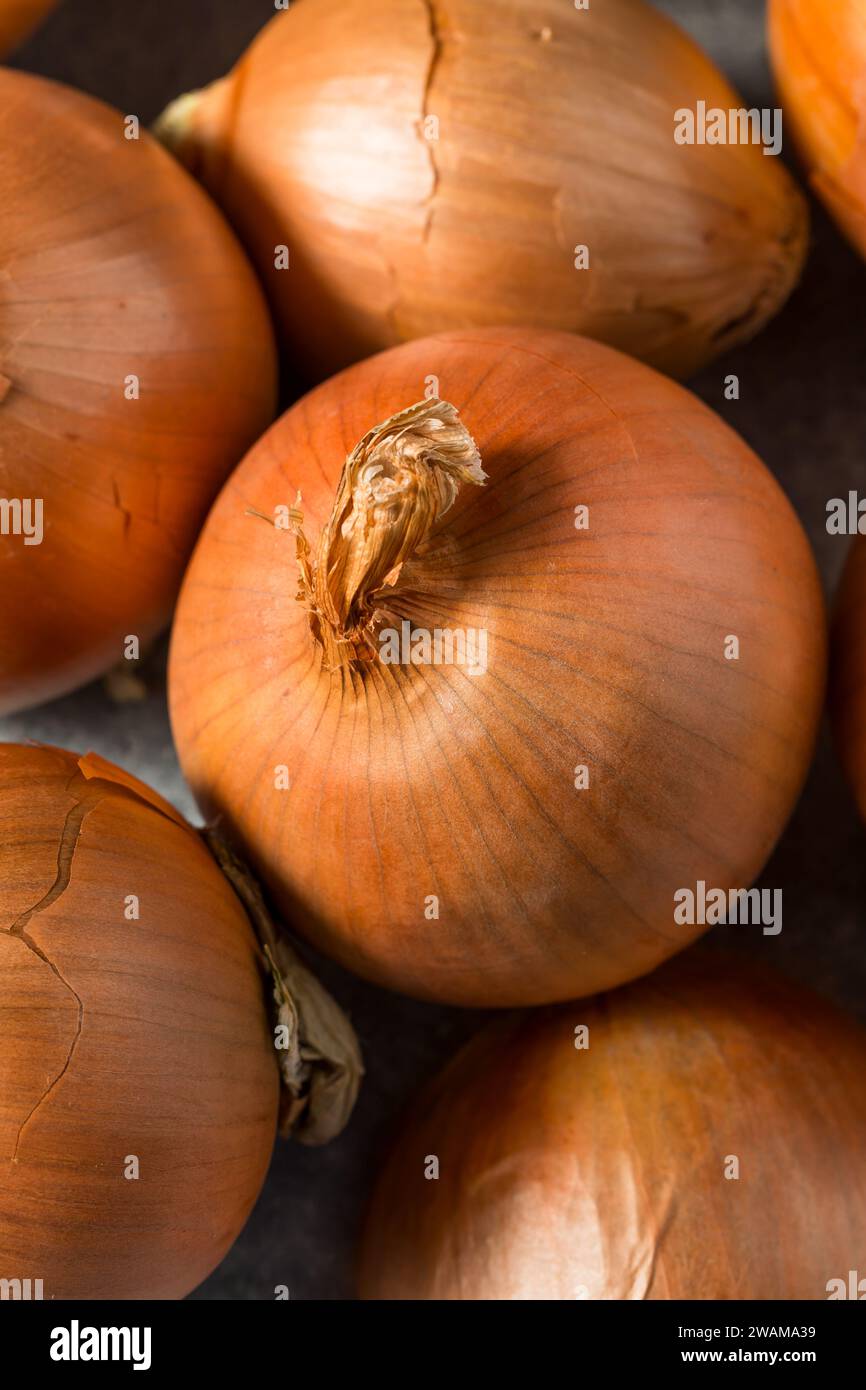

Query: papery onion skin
[169,327,825,1008]
[0,743,279,1300]
[0,69,277,715]
[832,536,866,824]
[0,0,57,55]
[769,0,866,261]
[358,954,866,1300]
[158,0,808,383]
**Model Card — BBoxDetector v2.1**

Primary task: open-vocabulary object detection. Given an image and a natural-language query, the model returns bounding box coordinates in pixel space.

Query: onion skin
[0,744,279,1300]
[0,0,57,55]
[358,954,866,1300]
[158,0,808,383]
[0,69,277,715]
[832,536,866,823]
[169,328,825,1008]
[769,0,866,261]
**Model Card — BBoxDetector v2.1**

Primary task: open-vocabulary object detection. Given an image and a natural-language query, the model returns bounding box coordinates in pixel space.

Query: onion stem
[293,398,486,670]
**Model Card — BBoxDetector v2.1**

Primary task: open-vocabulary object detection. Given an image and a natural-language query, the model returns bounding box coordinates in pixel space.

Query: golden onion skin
[0,744,279,1300]
[832,536,866,824]
[0,0,57,56]
[358,955,866,1300]
[0,69,277,715]
[769,0,866,261]
[160,0,808,382]
[169,328,825,1008]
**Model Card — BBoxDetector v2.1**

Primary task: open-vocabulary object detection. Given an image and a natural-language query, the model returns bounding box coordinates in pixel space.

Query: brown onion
[0,0,57,55]
[169,328,825,1007]
[0,68,276,715]
[0,743,279,1300]
[358,953,866,1299]
[832,536,866,823]
[157,0,808,383]
[769,0,866,261]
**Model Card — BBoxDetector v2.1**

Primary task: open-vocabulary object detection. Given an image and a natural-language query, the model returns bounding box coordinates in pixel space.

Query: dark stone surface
[5,0,865,1299]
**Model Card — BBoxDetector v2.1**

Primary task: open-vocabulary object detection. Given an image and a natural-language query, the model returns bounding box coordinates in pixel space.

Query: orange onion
[358,953,866,1299]
[169,328,825,1007]
[769,0,866,260]
[0,742,361,1298]
[832,536,866,823]
[156,0,808,383]
[0,68,277,715]
[0,0,57,55]
[0,743,279,1300]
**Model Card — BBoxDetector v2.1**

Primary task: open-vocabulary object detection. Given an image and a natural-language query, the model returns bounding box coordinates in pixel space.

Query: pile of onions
[358,953,866,1299]
[0,69,276,715]
[169,327,825,1007]
[0,744,278,1300]
[0,0,57,55]
[156,0,808,383]
[769,0,866,261]
[0,743,360,1299]
[832,537,866,823]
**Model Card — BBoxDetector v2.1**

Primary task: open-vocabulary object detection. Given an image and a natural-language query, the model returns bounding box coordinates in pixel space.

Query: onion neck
[204,828,362,1145]
[152,88,204,161]
[152,79,231,174]
[294,399,486,672]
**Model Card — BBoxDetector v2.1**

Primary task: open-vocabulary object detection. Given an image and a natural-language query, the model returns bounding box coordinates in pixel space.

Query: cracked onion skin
[169,327,825,1008]
[769,0,866,262]
[832,537,866,825]
[0,0,57,55]
[0,744,279,1300]
[0,68,277,716]
[156,0,808,384]
[358,954,866,1300]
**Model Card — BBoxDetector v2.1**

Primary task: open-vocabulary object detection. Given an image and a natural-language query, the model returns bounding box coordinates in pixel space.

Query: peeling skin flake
[205,830,363,1145]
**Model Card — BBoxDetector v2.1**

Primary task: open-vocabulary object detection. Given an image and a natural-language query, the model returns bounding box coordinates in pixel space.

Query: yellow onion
[0,744,278,1299]
[0,0,57,55]
[358,953,866,1299]
[832,536,866,823]
[0,68,277,715]
[157,0,808,383]
[169,328,825,1007]
[769,0,866,260]
[0,743,361,1299]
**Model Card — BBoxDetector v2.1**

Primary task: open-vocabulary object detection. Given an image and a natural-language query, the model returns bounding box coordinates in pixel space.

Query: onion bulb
[769,0,866,261]
[358,953,866,1299]
[169,328,824,1007]
[0,0,57,55]
[0,69,277,715]
[0,743,279,1300]
[832,536,866,823]
[156,0,808,383]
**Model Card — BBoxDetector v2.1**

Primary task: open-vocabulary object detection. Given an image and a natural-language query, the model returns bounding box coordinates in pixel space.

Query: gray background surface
[6,0,865,1299]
